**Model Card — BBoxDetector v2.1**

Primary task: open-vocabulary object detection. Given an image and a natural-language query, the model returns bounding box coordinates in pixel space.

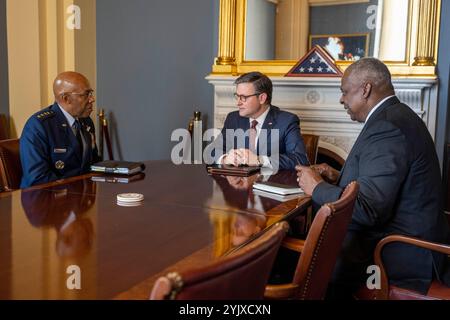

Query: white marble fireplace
[206,75,438,160]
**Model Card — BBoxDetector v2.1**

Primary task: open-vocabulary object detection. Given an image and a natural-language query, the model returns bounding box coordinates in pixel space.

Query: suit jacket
[20,103,100,188]
[214,105,309,169]
[313,96,449,293]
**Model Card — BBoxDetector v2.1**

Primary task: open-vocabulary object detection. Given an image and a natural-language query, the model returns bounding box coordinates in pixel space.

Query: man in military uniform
[20,71,101,188]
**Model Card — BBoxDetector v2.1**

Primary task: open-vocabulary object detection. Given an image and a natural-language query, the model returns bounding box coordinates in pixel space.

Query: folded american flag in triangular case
[285,45,343,77]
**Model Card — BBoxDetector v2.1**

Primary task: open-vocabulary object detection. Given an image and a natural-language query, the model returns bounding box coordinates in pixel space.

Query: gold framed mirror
[212,0,440,77]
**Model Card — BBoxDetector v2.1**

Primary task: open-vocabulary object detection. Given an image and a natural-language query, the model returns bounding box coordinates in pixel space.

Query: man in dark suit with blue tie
[20,72,100,187]
[297,58,449,297]
[216,72,309,170]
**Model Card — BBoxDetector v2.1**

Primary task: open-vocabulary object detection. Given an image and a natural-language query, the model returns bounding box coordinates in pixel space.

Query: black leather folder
[206,164,260,177]
[91,160,145,175]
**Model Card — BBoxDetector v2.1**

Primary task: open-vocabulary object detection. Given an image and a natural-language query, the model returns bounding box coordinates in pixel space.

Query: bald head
[53,71,95,118]
[345,58,395,95]
[53,72,90,101]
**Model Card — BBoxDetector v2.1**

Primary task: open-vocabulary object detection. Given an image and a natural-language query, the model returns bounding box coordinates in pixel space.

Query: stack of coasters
[117,193,144,207]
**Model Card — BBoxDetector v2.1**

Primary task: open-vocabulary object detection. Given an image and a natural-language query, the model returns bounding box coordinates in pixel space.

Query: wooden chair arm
[375,235,450,266]
[373,234,450,300]
[264,283,299,300]
[282,237,305,252]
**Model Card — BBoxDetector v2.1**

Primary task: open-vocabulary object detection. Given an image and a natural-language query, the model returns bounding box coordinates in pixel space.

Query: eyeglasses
[233,92,260,102]
[64,90,95,99]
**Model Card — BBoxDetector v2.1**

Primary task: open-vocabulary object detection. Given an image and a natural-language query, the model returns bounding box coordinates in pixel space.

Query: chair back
[302,134,319,165]
[293,181,359,299]
[150,221,289,300]
[0,114,8,140]
[0,139,22,191]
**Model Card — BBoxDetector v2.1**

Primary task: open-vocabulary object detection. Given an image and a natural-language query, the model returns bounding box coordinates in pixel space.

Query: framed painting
[309,33,369,61]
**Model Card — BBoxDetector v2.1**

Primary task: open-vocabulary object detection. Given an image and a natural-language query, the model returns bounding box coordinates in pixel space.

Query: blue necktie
[73,120,83,157]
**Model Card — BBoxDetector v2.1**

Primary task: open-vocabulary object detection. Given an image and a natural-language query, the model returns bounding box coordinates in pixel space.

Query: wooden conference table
[0,160,311,299]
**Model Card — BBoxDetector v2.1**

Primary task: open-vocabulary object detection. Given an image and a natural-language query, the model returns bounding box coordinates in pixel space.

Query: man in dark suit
[20,72,100,187]
[297,58,449,297]
[214,72,308,170]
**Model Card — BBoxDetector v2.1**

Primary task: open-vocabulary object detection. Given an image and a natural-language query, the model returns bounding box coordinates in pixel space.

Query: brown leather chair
[149,221,289,300]
[0,139,22,191]
[355,235,450,300]
[301,133,319,165]
[0,114,8,140]
[264,181,359,300]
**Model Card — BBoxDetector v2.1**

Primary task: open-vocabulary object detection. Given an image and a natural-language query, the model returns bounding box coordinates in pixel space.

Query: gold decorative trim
[216,0,237,66]
[212,0,441,77]
[413,0,440,66]
[309,0,369,6]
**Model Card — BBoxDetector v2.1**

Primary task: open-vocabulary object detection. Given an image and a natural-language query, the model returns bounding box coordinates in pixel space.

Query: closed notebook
[206,164,260,177]
[252,181,303,195]
[253,188,302,202]
[91,160,145,175]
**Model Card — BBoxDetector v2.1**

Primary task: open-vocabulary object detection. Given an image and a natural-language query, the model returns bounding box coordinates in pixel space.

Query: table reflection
[0,162,311,299]
[21,179,96,259]
[209,171,301,256]
[231,212,267,247]
[212,171,299,213]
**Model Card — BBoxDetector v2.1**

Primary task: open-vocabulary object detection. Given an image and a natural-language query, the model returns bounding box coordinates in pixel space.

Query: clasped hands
[222,149,260,167]
[296,163,339,196]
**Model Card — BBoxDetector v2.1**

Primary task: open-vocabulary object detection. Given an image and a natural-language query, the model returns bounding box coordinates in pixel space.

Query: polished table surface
[0,161,311,299]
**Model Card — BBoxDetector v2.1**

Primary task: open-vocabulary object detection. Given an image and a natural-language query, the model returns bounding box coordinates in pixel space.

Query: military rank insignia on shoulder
[36,110,55,121]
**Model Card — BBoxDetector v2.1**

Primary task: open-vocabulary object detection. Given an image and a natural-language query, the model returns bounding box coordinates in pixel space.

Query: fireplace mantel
[206,75,438,159]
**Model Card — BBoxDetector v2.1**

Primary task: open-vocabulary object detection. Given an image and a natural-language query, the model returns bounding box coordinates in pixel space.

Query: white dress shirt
[364,95,396,127]
[58,104,76,129]
[249,107,272,168]
[218,107,273,168]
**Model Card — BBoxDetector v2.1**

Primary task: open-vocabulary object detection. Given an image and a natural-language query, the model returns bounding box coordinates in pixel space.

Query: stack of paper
[253,189,302,202]
[252,181,303,195]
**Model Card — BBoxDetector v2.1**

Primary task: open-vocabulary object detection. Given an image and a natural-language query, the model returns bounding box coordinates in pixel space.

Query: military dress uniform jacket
[20,103,100,188]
